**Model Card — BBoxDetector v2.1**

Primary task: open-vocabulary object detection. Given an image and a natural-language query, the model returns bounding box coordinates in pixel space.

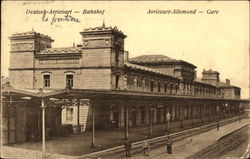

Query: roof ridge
[129,54,176,63]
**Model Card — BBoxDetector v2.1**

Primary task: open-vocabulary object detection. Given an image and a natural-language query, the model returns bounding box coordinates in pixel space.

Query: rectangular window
[170,83,173,94]
[66,108,74,122]
[134,76,138,86]
[141,110,145,125]
[175,83,179,93]
[158,82,161,92]
[164,83,167,93]
[142,79,146,88]
[66,74,73,88]
[124,76,128,87]
[150,81,154,92]
[43,75,50,88]
[115,74,120,89]
[115,50,119,65]
[195,88,198,95]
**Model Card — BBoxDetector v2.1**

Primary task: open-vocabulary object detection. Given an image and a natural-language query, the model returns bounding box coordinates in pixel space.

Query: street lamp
[166,112,171,135]
[239,104,242,122]
[225,103,228,118]
[148,106,153,136]
[216,106,220,131]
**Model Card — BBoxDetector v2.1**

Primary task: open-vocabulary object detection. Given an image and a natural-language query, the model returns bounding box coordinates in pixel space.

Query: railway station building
[2,24,247,145]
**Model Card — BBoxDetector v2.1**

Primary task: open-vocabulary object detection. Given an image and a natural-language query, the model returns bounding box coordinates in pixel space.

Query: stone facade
[9,25,239,99]
[6,25,243,139]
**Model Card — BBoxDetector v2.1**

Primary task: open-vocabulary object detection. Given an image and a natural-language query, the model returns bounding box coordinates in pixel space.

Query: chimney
[73,42,75,47]
[226,79,230,85]
[124,51,129,61]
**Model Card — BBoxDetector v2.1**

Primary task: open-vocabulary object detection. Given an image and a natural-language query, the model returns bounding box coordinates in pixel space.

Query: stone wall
[9,70,34,89]
[33,69,111,89]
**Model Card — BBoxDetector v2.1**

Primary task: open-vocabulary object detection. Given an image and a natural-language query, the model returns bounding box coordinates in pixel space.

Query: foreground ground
[5,119,203,156]
[1,118,249,159]
[96,119,249,159]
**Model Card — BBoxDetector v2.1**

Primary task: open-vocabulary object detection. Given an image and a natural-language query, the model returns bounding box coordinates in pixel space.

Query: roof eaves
[124,62,178,80]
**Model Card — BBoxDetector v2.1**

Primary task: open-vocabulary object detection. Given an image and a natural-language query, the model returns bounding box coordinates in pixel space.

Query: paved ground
[100,119,249,159]
[2,119,198,156]
[1,118,248,159]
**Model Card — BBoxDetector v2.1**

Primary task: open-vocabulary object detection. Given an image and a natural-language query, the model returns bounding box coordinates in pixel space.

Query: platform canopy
[2,84,248,105]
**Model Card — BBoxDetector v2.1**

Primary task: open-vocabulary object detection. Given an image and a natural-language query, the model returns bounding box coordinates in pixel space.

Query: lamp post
[216,105,220,131]
[38,88,46,159]
[148,106,153,136]
[91,105,95,148]
[225,103,228,118]
[41,98,46,158]
[166,112,171,135]
[239,104,242,122]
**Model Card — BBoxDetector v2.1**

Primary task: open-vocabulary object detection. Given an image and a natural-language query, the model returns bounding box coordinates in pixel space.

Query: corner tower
[9,31,54,89]
[80,25,127,90]
[80,25,127,68]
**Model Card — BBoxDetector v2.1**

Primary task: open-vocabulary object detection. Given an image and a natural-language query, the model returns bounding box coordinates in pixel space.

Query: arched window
[115,74,120,89]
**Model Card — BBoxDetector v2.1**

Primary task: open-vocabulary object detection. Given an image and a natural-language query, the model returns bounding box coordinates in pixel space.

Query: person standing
[166,135,173,154]
[124,138,132,157]
[143,137,150,157]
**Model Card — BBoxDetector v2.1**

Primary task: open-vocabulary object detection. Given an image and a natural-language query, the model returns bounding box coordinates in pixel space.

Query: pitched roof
[40,47,82,54]
[194,78,216,87]
[129,55,176,63]
[218,82,240,89]
[129,54,196,68]
[124,62,177,79]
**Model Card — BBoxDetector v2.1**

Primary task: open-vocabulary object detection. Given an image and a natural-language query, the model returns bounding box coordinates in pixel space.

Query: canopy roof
[2,86,247,103]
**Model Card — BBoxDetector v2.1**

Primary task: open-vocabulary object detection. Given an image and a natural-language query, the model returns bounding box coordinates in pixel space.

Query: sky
[1,1,249,98]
